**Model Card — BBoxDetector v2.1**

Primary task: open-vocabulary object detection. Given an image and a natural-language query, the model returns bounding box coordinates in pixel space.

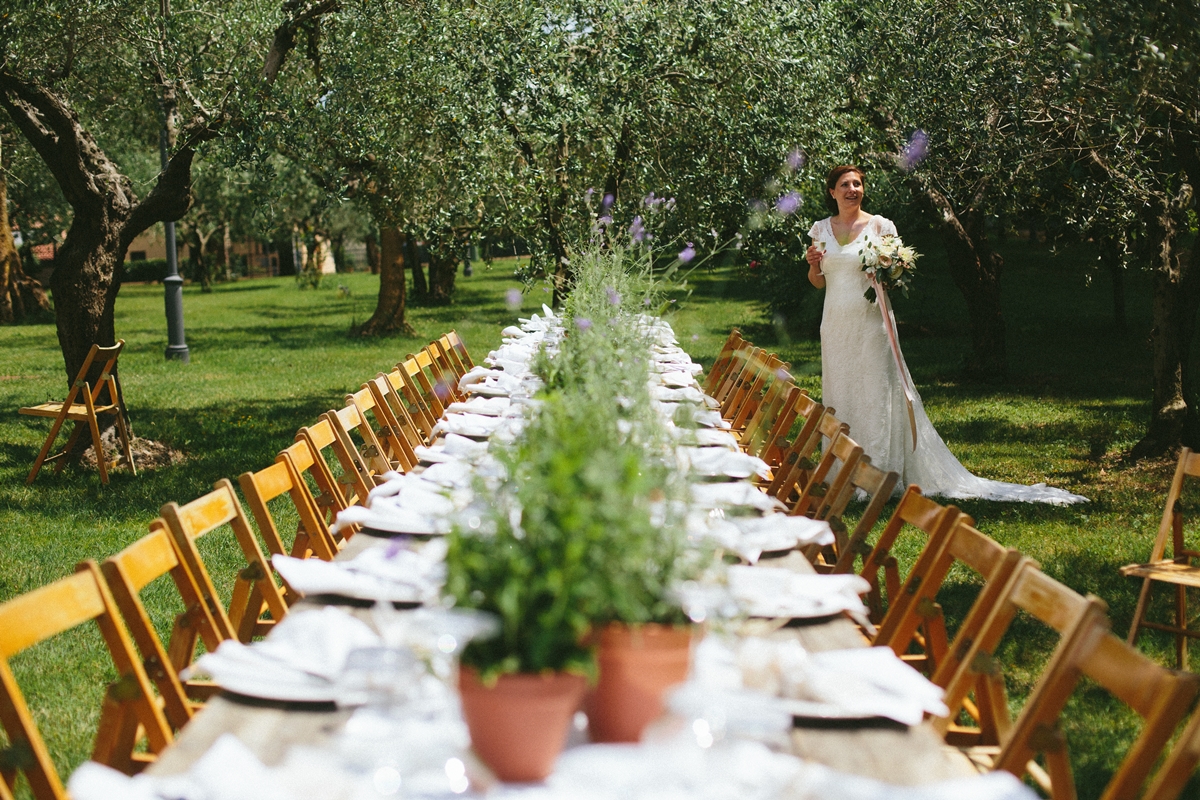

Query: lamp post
[160,0,189,362]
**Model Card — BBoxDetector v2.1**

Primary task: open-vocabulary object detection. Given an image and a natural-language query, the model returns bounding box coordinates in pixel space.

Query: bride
[804,165,1086,505]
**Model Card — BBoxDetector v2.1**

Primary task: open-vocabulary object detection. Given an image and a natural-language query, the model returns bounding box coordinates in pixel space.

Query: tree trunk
[410,237,428,300]
[1099,235,1126,333]
[427,251,457,304]
[357,226,411,335]
[913,180,1007,379]
[0,161,50,323]
[1131,187,1199,459]
[365,231,380,274]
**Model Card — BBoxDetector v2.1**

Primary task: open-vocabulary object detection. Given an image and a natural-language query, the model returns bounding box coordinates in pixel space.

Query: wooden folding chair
[712,345,762,420]
[239,457,340,563]
[702,329,745,396]
[1121,447,1200,669]
[874,518,1028,745]
[100,522,231,731]
[348,384,418,472]
[822,457,901,575]
[767,406,839,504]
[1144,702,1200,800]
[947,563,1200,800]
[383,366,439,444]
[851,485,961,626]
[279,435,358,542]
[720,349,785,430]
[326,404,390,504]
[440,330,475,379]
[362,375,424,468]
[426,341,467,403]
[160,481,289,644]
[789,428,864,522]
[739,380,799,465]
[403,351,449,418]
[728,353,789,434]
[0,562,172,798]
[297,418,365,508]
[19,340,135,485]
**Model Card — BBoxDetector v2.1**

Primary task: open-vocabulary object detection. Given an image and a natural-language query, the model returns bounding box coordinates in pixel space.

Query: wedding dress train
[810,215,1086,506]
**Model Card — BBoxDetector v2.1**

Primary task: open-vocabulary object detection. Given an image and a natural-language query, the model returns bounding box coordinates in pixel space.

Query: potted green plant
[445,390,623,782]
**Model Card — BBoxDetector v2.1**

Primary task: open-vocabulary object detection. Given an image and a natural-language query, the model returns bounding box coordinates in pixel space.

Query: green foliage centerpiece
[446,242,700,763]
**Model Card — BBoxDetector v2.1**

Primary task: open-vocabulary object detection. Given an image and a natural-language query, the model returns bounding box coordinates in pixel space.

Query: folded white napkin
[727,566,870,622]
[414,433,491,464]
[650,385,716,407]
[501,325,529,338]
[793,647,950,726]
[657,370,702,387]
[457,368,523,394]
[333,503,446,536]
[417,459,474,489]
[679,446,772,480]
[187,608,381,702]
[431,412,504,439]
[654,361,705,376]
[366,473,456,514]
[674,428,741,450]
[273,539,446,604]
[445,395,513,418]
[689,513,834,563]
[690,482,786,512]
[484,356,528,374]
[681,407,731,429]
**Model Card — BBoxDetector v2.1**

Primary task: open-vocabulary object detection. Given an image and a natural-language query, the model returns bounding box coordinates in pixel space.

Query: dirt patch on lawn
[82,429,185,471]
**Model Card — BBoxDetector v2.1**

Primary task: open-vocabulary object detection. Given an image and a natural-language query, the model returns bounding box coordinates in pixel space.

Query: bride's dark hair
[825,165,865,213]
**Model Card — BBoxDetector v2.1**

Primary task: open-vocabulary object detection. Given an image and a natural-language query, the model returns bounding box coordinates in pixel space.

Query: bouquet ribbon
[871,278,918,451]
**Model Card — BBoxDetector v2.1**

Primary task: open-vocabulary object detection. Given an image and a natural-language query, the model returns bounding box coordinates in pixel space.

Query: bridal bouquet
[861,235,920,304]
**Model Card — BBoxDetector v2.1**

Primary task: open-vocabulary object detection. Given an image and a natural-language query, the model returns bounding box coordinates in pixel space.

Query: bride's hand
[805,244,824,269]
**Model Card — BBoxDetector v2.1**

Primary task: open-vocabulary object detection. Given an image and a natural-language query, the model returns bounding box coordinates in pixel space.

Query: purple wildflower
[665,197,676,211]
[629,216,647,244]
[597,214,613,226]
[678,243,696,264]
[585,187,595,202]
[775,367,790,381]
[643,298,652,307]
[786,149,806,171]
[505,288,522,310]
[434,380,451,401]
[605,287,621,306]
[601,193,615,211]
[575,317,593,331]
[691,334,700,342]
[774,191,802,216]
[901,130,929,171]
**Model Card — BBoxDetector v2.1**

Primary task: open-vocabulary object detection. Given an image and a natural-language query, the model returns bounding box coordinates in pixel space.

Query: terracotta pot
[458,667,587,783]
[587,623,694,743]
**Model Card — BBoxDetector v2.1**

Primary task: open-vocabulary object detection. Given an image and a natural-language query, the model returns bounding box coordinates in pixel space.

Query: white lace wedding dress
[810,215,1087,505]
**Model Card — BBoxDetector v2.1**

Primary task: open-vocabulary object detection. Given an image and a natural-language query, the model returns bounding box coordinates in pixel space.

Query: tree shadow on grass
[0,395,343,527]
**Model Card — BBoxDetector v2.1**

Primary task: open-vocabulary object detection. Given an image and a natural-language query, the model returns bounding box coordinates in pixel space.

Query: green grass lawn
[1,245,1197,798]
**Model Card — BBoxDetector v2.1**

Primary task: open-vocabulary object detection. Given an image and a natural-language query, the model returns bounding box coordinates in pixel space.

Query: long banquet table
[140,312,984,795]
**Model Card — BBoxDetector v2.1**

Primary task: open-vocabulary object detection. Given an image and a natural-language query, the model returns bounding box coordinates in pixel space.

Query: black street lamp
[160,0,189,362]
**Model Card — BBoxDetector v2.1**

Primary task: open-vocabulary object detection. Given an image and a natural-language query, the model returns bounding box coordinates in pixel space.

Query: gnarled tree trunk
[0,156,50,323]
[427,251,457,304]
[1131,185,1199,459]
[357,225,412,335]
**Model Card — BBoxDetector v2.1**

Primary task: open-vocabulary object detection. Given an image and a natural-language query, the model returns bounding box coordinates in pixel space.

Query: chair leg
[1177,584,1189,671]
[84,390,109,484]
[1128,577,1153,646]
[116,411,136,476]
[52,422,87,476]
[26,412,71,484]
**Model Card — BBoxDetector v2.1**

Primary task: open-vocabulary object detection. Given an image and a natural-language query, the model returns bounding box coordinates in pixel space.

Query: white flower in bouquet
[860,234,920,304]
